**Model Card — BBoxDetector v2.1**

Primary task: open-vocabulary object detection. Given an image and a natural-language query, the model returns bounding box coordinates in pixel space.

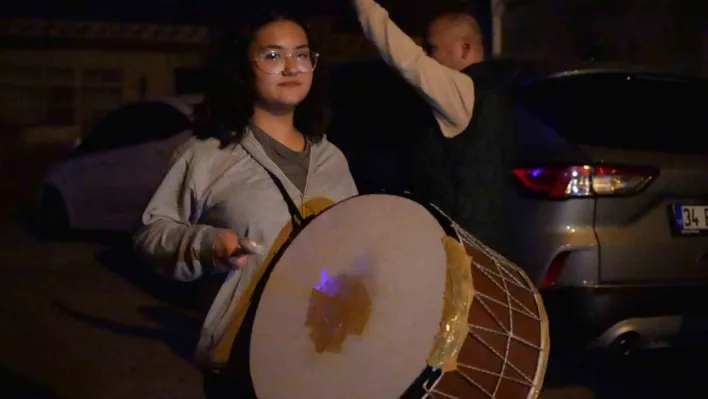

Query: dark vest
[408,61,518,257]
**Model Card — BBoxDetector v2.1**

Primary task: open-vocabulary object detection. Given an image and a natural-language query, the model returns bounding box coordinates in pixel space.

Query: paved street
[0,221,592,399]
[0,147,200,397]
[4,219,708,399]
[0,223,204,399]
[1,149,708,399]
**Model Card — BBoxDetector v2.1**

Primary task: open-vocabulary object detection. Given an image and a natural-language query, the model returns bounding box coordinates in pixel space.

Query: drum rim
[249,193,452,398]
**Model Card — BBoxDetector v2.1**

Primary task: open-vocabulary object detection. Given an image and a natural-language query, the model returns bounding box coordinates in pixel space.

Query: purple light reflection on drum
[314,269,343,296]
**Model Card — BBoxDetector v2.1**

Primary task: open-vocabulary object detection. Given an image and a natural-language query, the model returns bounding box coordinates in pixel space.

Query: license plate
[672,205,708,233]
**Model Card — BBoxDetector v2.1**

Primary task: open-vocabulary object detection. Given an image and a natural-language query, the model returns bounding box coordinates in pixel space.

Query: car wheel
[37,187,70,240]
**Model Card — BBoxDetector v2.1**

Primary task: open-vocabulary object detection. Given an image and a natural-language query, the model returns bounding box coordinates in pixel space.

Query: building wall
[501,0,706,75]
[0,48,202,132]
[0,35,389,134]
[0,15,421,141]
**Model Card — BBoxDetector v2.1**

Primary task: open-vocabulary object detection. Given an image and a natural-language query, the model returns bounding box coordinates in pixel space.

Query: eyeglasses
[253,49,320,75]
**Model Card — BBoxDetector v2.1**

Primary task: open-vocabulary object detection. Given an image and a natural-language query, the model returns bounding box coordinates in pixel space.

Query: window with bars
[81,69,124,87]
[0,65,124,128]
[80,68,124,129]
[45,67,77,125]
[0,67,46,126]
[0,84,46,126]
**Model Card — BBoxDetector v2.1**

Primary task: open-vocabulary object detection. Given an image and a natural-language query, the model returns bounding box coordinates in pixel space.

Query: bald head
[426,12,484,70]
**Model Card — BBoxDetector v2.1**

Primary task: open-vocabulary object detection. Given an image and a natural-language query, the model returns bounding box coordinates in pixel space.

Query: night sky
[1,0,279,24]
[0,0,395,22]
[0,0,486,34]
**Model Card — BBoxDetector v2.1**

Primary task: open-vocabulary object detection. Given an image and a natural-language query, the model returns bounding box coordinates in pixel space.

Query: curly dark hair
[193,9,329,147]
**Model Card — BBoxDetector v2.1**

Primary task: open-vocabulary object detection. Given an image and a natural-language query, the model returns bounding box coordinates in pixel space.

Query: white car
[37,95,203,235]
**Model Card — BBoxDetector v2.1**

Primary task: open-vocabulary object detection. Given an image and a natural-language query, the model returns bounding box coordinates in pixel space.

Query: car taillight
[512,165,657,199]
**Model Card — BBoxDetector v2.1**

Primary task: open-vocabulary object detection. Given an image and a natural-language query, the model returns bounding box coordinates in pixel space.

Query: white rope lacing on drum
[494,234,516,397]
[421,205,546,399]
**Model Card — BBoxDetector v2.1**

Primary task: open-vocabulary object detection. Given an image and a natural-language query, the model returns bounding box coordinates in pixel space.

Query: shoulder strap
[264,169,305,229]
[221,128,306,229]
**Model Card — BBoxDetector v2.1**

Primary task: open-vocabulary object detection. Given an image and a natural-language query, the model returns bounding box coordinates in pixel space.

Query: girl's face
[249,20,317,110]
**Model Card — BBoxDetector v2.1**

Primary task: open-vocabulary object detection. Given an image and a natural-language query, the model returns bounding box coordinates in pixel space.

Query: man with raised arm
[352,0,517,257]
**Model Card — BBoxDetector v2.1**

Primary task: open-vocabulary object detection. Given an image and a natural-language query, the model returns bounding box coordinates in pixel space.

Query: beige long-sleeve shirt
[353,0,476,138]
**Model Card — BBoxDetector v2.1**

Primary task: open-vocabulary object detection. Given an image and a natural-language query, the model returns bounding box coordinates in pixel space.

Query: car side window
[117,103,192,146]
[75,108,129,154]
[75,102,191,155]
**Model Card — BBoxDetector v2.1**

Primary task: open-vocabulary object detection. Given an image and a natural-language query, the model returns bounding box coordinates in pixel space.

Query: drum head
[250,194,448,399]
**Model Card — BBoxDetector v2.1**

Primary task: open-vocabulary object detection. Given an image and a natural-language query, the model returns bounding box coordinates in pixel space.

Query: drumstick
[239,237,265,255]
[225,238,264,268]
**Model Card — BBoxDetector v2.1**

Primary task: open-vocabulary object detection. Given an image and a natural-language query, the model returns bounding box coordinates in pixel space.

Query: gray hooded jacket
[133,128,358,366]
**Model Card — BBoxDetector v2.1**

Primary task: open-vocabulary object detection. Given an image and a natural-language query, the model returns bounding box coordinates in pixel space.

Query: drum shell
[428,204,550,399]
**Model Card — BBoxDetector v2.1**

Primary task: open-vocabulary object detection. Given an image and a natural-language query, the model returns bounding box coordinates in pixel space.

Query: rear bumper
[541,284,708,353]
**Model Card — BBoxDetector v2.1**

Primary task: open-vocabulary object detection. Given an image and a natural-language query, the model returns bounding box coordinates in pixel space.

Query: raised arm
[353,0,475,138]
[133,150,232,282]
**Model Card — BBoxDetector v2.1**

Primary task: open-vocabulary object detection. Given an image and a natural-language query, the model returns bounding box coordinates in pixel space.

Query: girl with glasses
[133,9,358,398]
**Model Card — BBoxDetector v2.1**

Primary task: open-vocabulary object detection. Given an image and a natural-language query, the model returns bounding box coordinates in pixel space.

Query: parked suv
[512,62,708,353]
[327,58,708,354]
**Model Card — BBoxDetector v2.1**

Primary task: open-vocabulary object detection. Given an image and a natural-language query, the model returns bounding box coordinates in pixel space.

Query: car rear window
[515,73,708,154]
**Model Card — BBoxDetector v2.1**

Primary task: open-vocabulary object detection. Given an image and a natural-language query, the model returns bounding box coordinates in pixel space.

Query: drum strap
[264,169,306,229]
